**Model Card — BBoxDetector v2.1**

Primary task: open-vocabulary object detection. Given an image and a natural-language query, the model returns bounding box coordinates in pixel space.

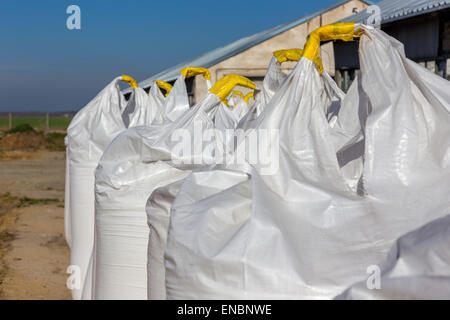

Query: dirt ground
[0,150,71,299]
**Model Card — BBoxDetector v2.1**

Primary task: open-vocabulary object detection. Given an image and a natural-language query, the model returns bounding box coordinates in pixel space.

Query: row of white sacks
[65,23,450,300]
[65,66,255,299]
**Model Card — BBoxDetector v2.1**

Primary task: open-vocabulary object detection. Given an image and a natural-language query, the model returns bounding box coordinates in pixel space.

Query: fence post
[46,112,50,131]
[9,112,12,130]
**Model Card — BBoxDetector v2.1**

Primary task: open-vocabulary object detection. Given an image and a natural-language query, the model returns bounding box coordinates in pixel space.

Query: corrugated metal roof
[341,0,450,24]
[124,0,372,93]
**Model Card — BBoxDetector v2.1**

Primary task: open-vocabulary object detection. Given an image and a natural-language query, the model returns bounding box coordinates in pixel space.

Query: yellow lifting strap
[243,92,254,104]
[273,48,303,63]
[210,75,256,106]
[180,67,211,80]
[155,80,173,97]
[121,75,138,89]
[272,48,323,74]
[232,90,244,99]
[303,22,361,74]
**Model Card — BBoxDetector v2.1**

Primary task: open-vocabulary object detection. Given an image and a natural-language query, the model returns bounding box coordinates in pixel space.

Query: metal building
[126,0,371,103]
[335,0,450,91]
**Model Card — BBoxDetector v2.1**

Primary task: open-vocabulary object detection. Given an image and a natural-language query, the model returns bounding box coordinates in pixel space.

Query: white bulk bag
[152,67,212,125]
[164,23,450,299]
[66,75,149,300]
[238,49,308,130]
[164,66,350,300]
[144,76,255,300]
[145,93,250,301]
[125,80,172,127]
[146,180,184,300]
[227,91,249,121]
[89,69,200,300]
[149,82,166,113]
[92,71,253,299]
[217,88,256,135]
[145,48,344,300]
[64,137,71,248]
[213,102,241,133]
[227,91,243,108]
[78,81,172,301]
[147,167,251,300]
[336,214,450,300]
[151,75,191,125]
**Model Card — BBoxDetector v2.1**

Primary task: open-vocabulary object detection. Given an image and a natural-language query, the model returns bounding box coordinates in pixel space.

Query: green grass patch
[0,192,60,208]
[17,197,60,208]
[0,118,8,129]
[45,132,66,151]
[9,117,45,129]
[49,117,72,130]
[0,117,72,130]
[8,123,35,134]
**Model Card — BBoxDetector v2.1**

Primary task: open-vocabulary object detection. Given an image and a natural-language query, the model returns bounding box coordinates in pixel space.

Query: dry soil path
[0,151,71,299]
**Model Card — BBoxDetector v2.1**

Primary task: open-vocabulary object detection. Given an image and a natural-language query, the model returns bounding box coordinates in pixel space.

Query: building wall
[193,0,369,102]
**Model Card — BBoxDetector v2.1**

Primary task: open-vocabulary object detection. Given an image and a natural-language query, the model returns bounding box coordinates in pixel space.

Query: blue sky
[0,0,368,112]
